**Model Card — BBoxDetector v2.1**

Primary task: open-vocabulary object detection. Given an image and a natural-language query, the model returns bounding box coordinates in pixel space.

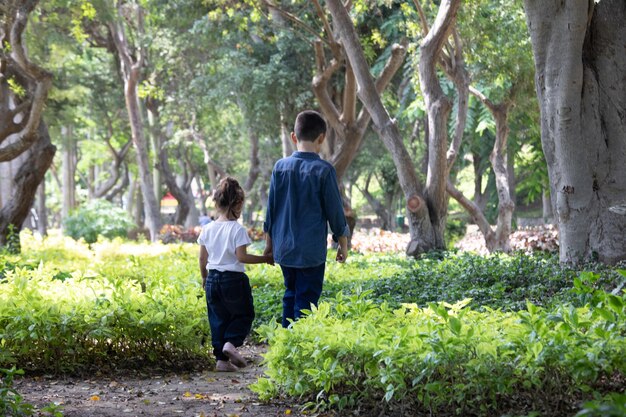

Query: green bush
[322,252,622,312]
[253,273,626,416]
[63,199,135,244]
[0,367,33,417]
[0,235,210,373]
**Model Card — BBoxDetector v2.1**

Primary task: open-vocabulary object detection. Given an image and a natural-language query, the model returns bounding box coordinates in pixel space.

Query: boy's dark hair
[294,110,327,142]
[213,177,244,217]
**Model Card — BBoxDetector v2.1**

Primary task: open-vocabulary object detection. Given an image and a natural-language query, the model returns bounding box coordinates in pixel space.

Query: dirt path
[14,344,306,417]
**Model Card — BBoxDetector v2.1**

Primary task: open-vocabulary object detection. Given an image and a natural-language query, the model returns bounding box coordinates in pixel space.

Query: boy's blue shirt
[264,151,349,268]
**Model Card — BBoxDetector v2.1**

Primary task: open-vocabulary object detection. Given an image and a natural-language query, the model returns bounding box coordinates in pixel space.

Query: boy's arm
[236,245,274,265]
[199,246,208,286]
[321,168,350,262]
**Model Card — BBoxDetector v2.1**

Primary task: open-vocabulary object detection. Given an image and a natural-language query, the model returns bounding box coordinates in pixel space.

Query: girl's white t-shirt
[197,220,252,273]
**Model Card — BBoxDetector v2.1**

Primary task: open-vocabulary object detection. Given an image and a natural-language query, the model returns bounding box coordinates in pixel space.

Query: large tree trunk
[418,1,463,249]
[524,0,626,264]
[0,0,55,251]
[0,122,55,250]
[108,6,161,241]
[325,0,459,255]
[325,0,461,255]
[460,86,516,252]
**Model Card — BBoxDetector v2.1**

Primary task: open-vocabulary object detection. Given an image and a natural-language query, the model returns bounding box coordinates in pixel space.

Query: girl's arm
[199,246,208,286]
[236,244,273,265]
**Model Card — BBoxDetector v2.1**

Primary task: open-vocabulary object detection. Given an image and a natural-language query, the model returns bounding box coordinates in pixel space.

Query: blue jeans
[280,263,325,328]
[204,270,254,361]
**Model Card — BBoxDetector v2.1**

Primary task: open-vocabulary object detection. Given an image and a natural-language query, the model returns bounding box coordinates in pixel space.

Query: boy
[264,110,349,328]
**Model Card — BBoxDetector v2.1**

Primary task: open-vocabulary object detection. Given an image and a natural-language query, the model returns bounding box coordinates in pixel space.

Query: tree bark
[61,125,76,221]
[0,0,55,251]
[94,138,132,199]
[36,180,47,236]
[280,111,295,157]
[464,86,516,252]
[418,0,462,249]
[325,0,456,255]
[542,189,553,220]
[524,0,626,264]
[108,5,161,241]
[0,122,55,250]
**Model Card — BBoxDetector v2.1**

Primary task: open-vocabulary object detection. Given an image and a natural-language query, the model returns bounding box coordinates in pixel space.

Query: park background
[1,0,625,416]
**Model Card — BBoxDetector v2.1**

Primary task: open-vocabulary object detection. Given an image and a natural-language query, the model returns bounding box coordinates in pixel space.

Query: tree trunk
[280,111,295,157]
[243,125,261,193]
[490,105,514,251]
[0,0,55,251]
[94,138,131,199]
[125,176,137,217]
[524,0,626,264]
[184,188,200,228]
[357,176,392,230]
[108,7,161,241]
[61,125,76,221]
[542,189,553,220]
[134,182,144,228]
[472,151,488,211]
[325,0,457,255]
[0,122,55,250]
[36,180,47,236]
[471,87,516,251]
[418,1,462,249]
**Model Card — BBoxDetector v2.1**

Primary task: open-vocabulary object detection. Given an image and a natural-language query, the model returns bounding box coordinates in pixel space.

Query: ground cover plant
[253,273,626,416]
[2,232,625,416]
[0,232,210,373]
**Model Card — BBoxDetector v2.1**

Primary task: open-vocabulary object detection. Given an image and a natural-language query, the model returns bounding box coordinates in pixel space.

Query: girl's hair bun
[213,176,244,214]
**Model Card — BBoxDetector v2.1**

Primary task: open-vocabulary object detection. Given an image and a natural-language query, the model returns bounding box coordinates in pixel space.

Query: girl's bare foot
[222,342,247,368]
[215,360,238,372]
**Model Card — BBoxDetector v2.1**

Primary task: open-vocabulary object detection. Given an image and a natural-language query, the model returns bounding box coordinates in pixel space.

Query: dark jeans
[280,263,325,328]
[204,270,255,361]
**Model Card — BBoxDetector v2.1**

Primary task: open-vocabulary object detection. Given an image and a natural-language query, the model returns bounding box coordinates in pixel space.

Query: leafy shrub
[253,277,626,416]
[63,200,135,244]
[0,368,33,417]
[0,235,210,373]
[576,393,626,417]
[445,216,467,249]
[324,252,622,312]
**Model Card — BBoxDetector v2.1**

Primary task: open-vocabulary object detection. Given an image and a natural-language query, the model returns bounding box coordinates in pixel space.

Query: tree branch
[312,41,344,136]
[0,1,51,162]
[261,0,329,46]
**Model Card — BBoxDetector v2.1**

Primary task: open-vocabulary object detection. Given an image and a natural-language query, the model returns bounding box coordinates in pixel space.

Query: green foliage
[63,200,135,244]
[445,217,467,249]
[0,234,209,373]
[3,225,22,255]
[253,284,626,416]
[576,393,626,417]
[325,252,623,313]
[0,368,34,417]
[0,366,63,417]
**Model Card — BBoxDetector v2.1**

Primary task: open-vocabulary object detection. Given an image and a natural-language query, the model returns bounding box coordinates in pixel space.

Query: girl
[198,177,273,372]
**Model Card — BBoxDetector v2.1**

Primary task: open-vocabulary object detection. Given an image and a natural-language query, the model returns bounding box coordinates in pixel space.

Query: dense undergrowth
[1,231,625,416]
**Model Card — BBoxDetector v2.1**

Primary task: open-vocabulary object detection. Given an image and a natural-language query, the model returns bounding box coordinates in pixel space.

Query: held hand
[265,254,275,266]
[336,247,348,263]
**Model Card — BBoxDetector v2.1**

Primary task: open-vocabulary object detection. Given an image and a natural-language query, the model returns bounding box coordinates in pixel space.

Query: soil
[14,344,308,417]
